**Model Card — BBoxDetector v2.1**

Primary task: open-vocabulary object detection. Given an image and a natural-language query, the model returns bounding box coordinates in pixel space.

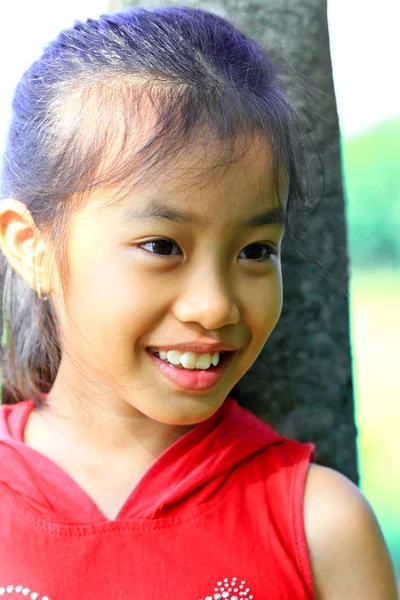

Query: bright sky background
[0,0,399,147]
[328,0,400,136]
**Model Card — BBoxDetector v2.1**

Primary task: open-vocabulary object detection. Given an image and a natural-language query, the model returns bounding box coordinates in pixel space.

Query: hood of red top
[0,397,282,524]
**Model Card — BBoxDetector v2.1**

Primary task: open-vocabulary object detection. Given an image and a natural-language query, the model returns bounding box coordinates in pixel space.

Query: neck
[37,376,192,464]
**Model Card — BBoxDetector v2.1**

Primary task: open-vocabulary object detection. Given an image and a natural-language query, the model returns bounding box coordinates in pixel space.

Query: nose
[173,264,240,330]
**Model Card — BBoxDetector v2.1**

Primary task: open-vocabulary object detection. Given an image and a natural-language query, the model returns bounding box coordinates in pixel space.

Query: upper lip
[147,341,240,353]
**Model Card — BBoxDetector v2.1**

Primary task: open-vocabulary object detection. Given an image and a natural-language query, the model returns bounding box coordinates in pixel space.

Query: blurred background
[328,0,400,583]
[1,0,399,584]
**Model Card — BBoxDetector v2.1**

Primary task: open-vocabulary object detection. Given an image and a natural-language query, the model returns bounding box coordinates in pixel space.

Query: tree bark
[111,0,358,483]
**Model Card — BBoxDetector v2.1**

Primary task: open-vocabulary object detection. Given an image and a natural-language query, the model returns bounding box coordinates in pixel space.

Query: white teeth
[167,350,182,365]
[150,348,222,369]
[211,351,220,366]
[195,353,212,370]
[180,352,198,369]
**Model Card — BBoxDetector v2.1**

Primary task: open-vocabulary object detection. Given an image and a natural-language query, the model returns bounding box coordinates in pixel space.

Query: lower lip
[147,350,235,392]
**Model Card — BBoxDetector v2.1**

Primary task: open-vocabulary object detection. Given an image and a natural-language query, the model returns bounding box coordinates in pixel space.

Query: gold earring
[37,282,49,301]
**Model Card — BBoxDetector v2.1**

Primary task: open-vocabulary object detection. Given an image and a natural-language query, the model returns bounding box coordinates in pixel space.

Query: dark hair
[0,6,302,406]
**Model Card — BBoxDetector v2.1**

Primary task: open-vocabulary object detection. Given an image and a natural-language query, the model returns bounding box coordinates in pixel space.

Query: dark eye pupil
[153,240,174,255]
[243,244,267,260]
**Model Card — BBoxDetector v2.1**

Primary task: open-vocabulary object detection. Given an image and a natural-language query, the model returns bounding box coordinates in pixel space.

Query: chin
[139,394,225,426]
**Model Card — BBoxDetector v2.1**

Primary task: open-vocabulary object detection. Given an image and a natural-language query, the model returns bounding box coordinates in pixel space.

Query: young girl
[0,6,396,600]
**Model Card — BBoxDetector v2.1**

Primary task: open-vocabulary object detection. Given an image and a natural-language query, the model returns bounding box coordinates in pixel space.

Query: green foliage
[350,270,400,579]
[342,119,400,268]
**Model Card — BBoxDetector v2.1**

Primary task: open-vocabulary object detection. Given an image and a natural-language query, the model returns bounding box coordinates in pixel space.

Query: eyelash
[138,238,278,263]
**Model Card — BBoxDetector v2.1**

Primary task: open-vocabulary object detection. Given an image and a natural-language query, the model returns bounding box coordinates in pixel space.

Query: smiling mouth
[149,350,231,370]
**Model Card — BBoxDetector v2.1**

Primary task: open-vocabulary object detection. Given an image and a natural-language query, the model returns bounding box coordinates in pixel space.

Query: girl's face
[51,136,286,425]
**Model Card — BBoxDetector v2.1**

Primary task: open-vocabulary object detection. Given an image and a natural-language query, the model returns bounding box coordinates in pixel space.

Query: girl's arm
[304,464,398,599]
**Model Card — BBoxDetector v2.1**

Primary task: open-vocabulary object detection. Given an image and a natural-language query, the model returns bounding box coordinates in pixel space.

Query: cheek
[67,248,170,357]
[247,272,283,337]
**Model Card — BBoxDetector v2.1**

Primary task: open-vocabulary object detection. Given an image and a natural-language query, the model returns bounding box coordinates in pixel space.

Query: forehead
[172,136,274,188]
[60,86,286,214]
[82,133,287,228]
[125,135,282,202]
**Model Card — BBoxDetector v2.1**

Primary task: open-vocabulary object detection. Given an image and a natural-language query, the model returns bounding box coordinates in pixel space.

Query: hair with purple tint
[0,6,302,406]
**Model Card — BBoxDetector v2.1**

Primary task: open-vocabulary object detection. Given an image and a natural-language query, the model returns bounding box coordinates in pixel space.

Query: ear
[0,199,54,295]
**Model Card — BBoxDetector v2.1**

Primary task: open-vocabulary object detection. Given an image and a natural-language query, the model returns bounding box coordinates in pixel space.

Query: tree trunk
[111,0,358,483]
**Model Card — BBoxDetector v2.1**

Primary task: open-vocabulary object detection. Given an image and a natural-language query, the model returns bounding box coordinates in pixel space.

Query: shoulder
[304,464,398,599]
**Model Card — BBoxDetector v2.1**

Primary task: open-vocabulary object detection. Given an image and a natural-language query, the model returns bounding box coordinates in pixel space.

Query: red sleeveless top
[0,397,315,599]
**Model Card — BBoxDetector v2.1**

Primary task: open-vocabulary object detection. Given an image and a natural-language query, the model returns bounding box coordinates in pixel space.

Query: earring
[37,282,49,301]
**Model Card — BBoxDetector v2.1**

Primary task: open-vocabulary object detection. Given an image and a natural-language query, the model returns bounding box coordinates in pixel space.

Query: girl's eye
[239,243,277,262]
[139,239,277,262]
[139,239,182,256]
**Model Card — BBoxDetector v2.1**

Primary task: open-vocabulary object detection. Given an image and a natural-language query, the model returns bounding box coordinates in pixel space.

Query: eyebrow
[123,201,286,228]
